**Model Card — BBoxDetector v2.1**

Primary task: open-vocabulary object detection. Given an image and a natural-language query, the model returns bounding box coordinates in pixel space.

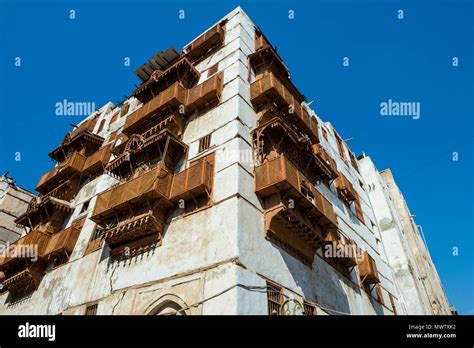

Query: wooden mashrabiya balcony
[133,57,200,104]
[254,154,338,265]
[334,173,358,203]
[184,21,226,63]
[323,230,358,268]
[255,155,338,228]
[250,72,318,143]
[358,250,380,285]
[81,144,112,176]
[169,156,214,202]
[36,152,86,194]
[0,226,53,292]
[124,72,224,137]
[0,226,52,268]
[42,222,84,260]
[124,82,188,136]
[0,264,44,292]
[15,197,74,231]
[91,164,173,223]
[312,144,339,181]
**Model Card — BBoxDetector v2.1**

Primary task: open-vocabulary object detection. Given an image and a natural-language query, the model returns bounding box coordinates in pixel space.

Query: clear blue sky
[0,0,472,314]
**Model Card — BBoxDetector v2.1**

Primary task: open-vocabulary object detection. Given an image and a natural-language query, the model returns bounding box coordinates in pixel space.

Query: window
[83,228,103,256]
[303,301,317,316]
[350,152,360,173]
[198,134,211,153]
[267,281,283,315]
[120,103,130,117]
[109,111,119,125]
[375,283,385,306]
[300,183,315,204]
[80,200,90,214]
[322,128,329,141]
[91,227,103,241]
[85,303,98,315]
[97,119,106,133]
[207,63,218,77]
[335,134,348,163]
[389,294,398,315]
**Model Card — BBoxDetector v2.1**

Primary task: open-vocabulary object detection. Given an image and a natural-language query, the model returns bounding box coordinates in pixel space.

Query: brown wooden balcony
[133,57,200,104]
[102,210,164,248]
[124,82,187,136]
[255,30,271,51]
[255,155,338,230]
[264,200,327,266]
[106,129,187,178]
[49,124,104,163]
[334,173,357,203]
[1,264,43,292]
[186,72,224,113]
[358,251,380,285]
[82,145,112,176]
[323,230,357,268]
[15,197,75,230]
[184,21,226,63]
[313,144,339,181]
[91,164,173,223]
[252,116,337,184]
[250,72,318,143]
[36,152,85,194]
[170,156,214,202]
[42,224,82,259]
[0,227,52,269]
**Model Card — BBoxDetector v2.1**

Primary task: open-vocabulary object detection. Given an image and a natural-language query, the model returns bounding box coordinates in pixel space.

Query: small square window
[120,103,130,117]
[80,200,90,214]
[85,303,98,315]
[198,134,211,153]
[303,300,317,316]
[322,128,329,141]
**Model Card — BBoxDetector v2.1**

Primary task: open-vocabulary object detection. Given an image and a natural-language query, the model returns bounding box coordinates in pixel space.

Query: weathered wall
[0,175,36,246]
[0,7,447,316]
[359,156,450,315]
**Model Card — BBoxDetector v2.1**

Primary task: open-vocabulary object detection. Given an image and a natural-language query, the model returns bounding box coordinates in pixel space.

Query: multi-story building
[0,7,449,315]
[359,158,451,314]
[0,173,36,247]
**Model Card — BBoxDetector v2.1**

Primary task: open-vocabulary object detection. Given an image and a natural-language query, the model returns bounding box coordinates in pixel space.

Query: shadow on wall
[278,247,356,315]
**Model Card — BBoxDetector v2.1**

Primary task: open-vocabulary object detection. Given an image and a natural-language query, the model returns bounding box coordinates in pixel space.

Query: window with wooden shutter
[335,134,348,163]
[85,303,98,315]
[109,111,119,125]
[84,227,104,256]
[97,119,106,133]
[389,293,397,315]
[355,199,365,224]
[303,300,317,316]
[267,281,283,315]
[80,200,90,214]
[120,103,130,117]
[322,128,329,141]
[350,152,360,173]
[207,63,218,77]
[375,283,385,305]
[198,134,211,153]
